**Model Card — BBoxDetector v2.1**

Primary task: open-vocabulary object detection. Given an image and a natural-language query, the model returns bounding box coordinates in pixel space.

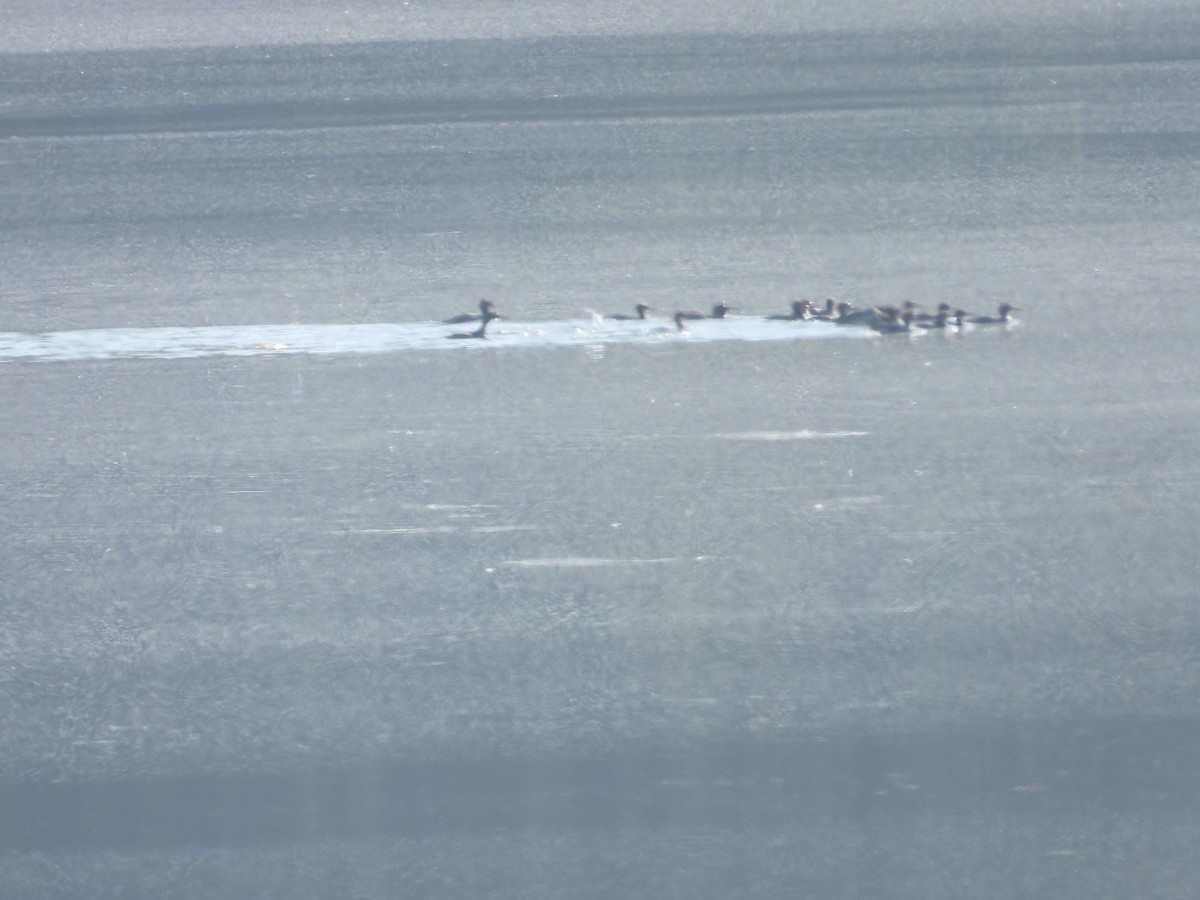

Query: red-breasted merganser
[912,302,951,323]
[765,300,812,321]
[812,299,838,321]
[679,303,735,320]
[444,299,497,324]
[916,306,953,329]
[873,300,922,322]
[870,309,915,334]
[446,310,500,339]
[608,303,652,321]
[968,304,1019,324]
[834,302,874,325]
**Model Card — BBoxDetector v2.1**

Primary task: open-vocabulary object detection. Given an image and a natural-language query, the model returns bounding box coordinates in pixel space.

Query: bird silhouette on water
[608,303,652,321]
[678,303,735,320]
[765,300,812,321]
[967,303,1019,325]
[444,299,497,325]
[446,310,500,339]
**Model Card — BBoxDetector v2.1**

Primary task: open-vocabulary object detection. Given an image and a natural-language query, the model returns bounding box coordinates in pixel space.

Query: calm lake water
[2,12,1200,898]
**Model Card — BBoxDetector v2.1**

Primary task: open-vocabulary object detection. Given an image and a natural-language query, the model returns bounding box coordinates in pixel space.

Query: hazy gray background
[5,0,1194,51]
[2,2,1199,897]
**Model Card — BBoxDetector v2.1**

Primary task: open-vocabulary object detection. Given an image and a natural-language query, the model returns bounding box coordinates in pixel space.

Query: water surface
[2,16,1199,899]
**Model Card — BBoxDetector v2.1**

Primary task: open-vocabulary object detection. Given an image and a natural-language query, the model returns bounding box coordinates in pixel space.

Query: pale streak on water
[501,556,709,568]
[716,429,871,440]
[0,315,876,362]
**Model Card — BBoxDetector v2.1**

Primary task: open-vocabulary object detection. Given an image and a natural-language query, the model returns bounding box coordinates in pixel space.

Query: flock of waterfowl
[444,297,1019,339]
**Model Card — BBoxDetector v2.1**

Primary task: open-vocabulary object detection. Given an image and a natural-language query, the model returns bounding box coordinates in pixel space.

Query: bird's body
[916,307,952,329]
[608,303,652,321]
[765,300,812,321]
[834,302,874,325]
[443,299,497,325]
[912,303,952,323]
[870,310,915,334]
[967,303,1019,325]
[446,310,500,339]
[679,303,735,320]
[812,299,838,321]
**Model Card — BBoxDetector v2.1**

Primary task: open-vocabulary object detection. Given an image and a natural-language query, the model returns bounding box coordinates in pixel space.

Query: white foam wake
[0,317,875,363]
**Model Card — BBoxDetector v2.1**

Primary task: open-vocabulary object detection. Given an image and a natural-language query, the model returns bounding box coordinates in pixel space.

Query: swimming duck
[834,302,875,325]
[679,303,735,320]
[765,300,812,321]
[870,309,915,334]
[811,300,840,321]
[811,299,838,321]
[443,299,497,325]
[916,306,953,329]
[608,303,652,321]
[446,310,500,339]
[912,302,951,323]
[967,303,1019,325]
